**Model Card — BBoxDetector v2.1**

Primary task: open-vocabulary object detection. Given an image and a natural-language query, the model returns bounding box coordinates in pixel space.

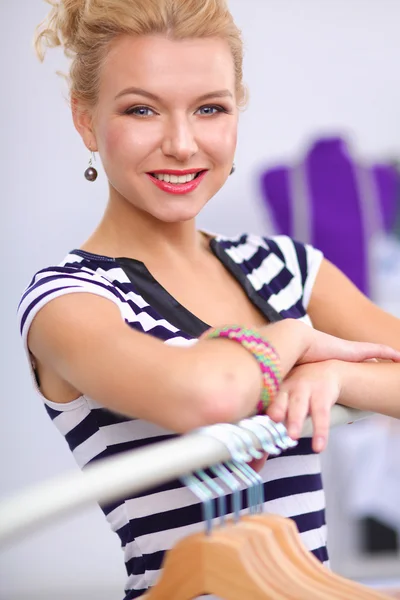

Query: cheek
[98,119,156,170]
[102,123,136,163]
[200,119,238,160]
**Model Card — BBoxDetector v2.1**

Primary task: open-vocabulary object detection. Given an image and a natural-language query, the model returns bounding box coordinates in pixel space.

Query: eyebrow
[114,87,233,103]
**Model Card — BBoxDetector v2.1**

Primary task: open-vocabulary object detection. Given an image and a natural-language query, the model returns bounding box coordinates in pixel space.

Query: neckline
[70,234,284,338]
[71,229,219,265]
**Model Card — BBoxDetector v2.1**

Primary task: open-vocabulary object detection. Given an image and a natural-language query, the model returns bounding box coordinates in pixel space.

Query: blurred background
[1,0,400,598]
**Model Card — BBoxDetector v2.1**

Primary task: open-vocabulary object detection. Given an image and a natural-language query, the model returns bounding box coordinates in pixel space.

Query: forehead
[100,34,236,102]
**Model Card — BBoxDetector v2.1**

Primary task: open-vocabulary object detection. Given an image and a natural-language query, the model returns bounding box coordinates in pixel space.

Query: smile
[147,170,207,195]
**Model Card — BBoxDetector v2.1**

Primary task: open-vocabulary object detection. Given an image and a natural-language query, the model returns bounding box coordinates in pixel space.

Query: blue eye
[125,106,156,117]
[197,105,226,116]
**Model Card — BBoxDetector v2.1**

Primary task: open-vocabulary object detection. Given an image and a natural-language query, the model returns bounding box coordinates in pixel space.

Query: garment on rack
[260,136,399,298]
[18,232,328,600]
[389,160,400,240]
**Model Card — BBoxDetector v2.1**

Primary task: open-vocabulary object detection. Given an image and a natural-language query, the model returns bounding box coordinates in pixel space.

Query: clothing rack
[0,406,372,547]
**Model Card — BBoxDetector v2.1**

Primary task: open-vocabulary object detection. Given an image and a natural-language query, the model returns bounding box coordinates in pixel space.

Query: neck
[82,188,209,264]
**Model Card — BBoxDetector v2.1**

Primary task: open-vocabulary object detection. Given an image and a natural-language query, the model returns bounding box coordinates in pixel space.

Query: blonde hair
[35,0,247,109]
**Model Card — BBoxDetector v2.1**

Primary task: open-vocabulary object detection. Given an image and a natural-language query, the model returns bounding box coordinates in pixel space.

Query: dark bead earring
[84,150,98,182]
[230,163,236,176]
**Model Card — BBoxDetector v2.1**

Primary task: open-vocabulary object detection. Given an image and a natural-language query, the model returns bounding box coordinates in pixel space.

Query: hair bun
[35,0,86,60]
[34,0,246,110]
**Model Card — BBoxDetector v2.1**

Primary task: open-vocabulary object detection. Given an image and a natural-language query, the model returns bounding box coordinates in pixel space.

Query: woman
[18,0,400,598]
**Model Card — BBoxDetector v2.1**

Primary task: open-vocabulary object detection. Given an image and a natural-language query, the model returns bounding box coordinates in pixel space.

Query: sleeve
[302,242,324,309]
[17,265,124,361]
[266,235,324,310]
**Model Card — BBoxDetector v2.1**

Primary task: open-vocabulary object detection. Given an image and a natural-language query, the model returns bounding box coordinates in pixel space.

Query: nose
[161,114,199,163]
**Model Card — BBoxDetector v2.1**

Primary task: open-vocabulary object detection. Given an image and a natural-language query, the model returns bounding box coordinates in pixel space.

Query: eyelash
[197,105,228,116]
[124,104,229,117]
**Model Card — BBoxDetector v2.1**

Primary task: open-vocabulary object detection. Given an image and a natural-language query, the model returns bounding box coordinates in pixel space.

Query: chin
[154,207,203,223]
[150,195,212,223]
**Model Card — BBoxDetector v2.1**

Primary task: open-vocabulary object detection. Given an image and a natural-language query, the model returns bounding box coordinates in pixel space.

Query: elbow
[169,395,231,436]
[171,378,242,435]
[198,386,240,427]
[184,375,248,432]
[169,343,259,433]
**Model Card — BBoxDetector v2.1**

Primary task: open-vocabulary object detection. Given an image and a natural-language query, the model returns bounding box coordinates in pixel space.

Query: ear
[71,95,98,152]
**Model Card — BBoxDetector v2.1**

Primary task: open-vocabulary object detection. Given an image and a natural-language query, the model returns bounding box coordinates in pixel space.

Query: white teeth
[153,172,198,184]
[178,174,190,183]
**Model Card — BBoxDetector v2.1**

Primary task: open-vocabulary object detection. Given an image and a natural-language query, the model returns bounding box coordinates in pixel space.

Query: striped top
[18,232,327,599]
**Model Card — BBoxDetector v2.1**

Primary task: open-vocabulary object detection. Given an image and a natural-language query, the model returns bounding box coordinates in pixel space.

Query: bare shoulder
[25,292,217,430]
[28,292,125,369]
[28,293,125,404]
[27,292,162,413]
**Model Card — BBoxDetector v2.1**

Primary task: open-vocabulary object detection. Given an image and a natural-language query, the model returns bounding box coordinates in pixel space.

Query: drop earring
[230,163,236,175]
[84,148,98,182]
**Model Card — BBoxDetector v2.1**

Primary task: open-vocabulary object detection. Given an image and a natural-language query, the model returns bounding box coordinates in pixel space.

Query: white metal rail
[0,406,372,547]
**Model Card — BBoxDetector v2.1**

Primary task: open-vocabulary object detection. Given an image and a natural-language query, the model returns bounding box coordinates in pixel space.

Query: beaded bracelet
[200,325,283,414]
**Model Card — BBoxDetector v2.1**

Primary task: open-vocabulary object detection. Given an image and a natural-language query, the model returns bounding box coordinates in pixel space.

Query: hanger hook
[220,423,264,460]
[211,463,242,523]
[252,416,298,450]
[196,423,253,462]
[272,420,299,448]
[241,461,265,513]
[194,469,227,528]
[238,418,281,456]
[220,425,265,514]
[180,473,215,536]
[187,423,252,525]
[195,423,252,522]
[226,459,264,515]
[204,425,263,516]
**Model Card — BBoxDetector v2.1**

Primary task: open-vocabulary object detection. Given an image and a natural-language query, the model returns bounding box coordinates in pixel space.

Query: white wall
[1,0,400,597]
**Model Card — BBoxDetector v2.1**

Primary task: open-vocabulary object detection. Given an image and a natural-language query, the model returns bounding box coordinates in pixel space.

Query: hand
[257,320,400,383]
[298,325,400,365]
[266,360,342,453]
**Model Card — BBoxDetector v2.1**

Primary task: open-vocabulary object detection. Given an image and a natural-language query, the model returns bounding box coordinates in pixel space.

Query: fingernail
[289,426,299,439]
[314,437,325,452]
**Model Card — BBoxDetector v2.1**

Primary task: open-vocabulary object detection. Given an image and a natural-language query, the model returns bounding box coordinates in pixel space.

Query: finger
[248,452,269,473]
[286,392,310,440]
[310,396,331,453]
[267,390,289,423]
[347,342,400,363]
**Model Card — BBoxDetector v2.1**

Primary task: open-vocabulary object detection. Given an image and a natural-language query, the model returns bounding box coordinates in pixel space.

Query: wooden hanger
[143,430,390,598]
[143,418,393,599]
[241,514,391,600]
[143,514,392,600]
[143,517,305,600]
[222,518,331,600]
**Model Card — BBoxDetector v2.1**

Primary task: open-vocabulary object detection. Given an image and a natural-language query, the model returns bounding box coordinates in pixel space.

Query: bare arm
[308,258,400,351]
[308,258,400,417]
[27,294,312,433]
[28,290,399,434]
[335,359,400,418]
[268,259,400,452]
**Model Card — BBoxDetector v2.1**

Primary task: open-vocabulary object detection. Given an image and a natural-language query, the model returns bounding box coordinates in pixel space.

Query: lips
[151,169,205,176]
[146,170,207,195]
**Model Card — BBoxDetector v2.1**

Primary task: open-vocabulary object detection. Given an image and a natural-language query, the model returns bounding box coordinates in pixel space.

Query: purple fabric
[260,137,398,296]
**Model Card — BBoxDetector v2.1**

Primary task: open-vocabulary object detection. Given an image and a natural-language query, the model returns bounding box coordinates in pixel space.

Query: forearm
[335,360,400,419]
[258,319,311,376]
